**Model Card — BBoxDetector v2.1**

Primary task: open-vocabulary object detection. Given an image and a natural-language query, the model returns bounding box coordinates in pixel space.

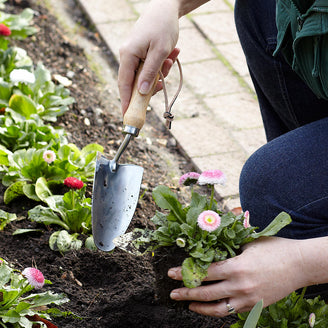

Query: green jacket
[274,0,328,99]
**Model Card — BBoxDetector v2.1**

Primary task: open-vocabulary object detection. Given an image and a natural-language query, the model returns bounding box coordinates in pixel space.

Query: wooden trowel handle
[123,62,159,132]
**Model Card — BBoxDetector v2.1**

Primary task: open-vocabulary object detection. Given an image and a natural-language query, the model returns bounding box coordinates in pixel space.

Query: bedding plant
[0,258,72,327]
[116,169,292,288]
[116,170,328,327]
[0,0,101,255]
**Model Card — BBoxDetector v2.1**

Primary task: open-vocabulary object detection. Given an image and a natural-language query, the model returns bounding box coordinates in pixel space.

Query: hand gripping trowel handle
[110,62,159,171]
[123,61,159,132]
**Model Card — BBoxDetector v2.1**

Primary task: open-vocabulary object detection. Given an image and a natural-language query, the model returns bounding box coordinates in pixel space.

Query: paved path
[77,0,266,209]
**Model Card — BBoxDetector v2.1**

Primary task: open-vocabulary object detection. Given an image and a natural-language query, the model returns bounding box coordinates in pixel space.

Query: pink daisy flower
[0,24,11,36]
[22,267,45,289]
[243,210,250,228]
[64,177,84,190]
[179,172,200,186]
[197,210,221,232]
[309,313,315,328]
[198,170,226,186]
[43,150,56,164]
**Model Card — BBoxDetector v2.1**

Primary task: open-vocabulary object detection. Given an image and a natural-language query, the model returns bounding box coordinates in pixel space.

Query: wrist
[295,237,328,287]
[176,0,210,17]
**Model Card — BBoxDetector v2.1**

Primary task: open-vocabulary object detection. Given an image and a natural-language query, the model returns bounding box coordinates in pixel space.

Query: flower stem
[71,189,75,209]
[209,185,214,209]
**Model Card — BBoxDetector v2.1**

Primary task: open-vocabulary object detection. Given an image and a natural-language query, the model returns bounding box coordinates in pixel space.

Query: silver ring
[226,302,236,314]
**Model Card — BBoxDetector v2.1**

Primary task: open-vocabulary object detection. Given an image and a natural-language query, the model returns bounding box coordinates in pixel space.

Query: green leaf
[49,230,82,252]
[189,191,207,209]
[12,228,42,235]
[81,143,103,157]
[14,301,31,313]
[85,235,97,251]
[22,291,69,307]
[199,249,215,262]
[180,223,194,237]
[251,212,292,239]
[2,309,20,323]
[243,299,263,328]
[186,206,203,227]
[22,183,40,201]
[152,185,185,223]
[0,262,12,287]
[0,81,12,101]
[8,94,37,119]
[181,257,208,288]
[151,211,168,226]
[224,228,236,239]
[34,176,52,202]
[3,180,26,204]
[33,62,51,91]
[28,205,69,230]
[0,209,17,230]
[0,145,10,165]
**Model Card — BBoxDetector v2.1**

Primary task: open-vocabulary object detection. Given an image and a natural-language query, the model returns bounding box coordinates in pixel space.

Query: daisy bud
[179,172,200,186]
[43,150,56,164]
[309,313,315,328]
[0,23,11,36]
[197,210,221,232]
[22,267,45,289]
[176,238,186,248]
[64,177,84,190]
[243,210,250,228]
[198,170,226,186]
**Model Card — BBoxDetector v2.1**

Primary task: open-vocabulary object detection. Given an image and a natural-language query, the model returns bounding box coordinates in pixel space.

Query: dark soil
[0,1,237,327]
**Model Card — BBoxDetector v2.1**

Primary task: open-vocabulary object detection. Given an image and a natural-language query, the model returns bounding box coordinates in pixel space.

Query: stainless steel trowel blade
[92,153,143,251]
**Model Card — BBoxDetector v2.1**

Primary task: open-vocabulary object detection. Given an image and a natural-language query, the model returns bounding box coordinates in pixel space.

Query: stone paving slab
[192,12,240,45]
[177,27,217,63]
[182,60,245,98]
[216,42,249,77]
[78,0,137,24]
[77,0,267,209]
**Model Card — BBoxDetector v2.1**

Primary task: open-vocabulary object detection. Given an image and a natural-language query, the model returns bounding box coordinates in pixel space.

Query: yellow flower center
[205,215,215,224]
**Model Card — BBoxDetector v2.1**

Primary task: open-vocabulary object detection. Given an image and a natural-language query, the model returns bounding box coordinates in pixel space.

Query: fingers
[118,53,140,115]
[137,47,180,94]
[167,259,256,318]
[169,281,255,318]
[119,47,180,114]
[170,282,230,303]
[189,300,233,318]
[188,298,254,318]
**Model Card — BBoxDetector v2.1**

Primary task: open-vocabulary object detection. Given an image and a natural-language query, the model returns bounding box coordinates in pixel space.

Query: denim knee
[239,118,328,239]
[239,146,278,232]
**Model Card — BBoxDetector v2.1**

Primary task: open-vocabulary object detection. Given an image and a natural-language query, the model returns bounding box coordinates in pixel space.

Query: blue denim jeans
[235,0,328,142]
[235,0,328,238]
[234,0,328,298]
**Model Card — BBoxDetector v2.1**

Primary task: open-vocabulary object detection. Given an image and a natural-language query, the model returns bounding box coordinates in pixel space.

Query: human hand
[168,237,307,317]
[118,0,180,115]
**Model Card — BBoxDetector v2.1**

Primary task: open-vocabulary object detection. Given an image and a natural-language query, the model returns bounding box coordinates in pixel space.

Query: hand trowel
[92,63,158,251]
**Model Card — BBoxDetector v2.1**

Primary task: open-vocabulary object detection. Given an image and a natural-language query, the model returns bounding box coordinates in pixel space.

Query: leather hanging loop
[159,58,183,129]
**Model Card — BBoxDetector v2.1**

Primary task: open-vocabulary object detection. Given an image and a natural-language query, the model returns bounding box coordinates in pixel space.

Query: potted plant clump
[114,170,291,308]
